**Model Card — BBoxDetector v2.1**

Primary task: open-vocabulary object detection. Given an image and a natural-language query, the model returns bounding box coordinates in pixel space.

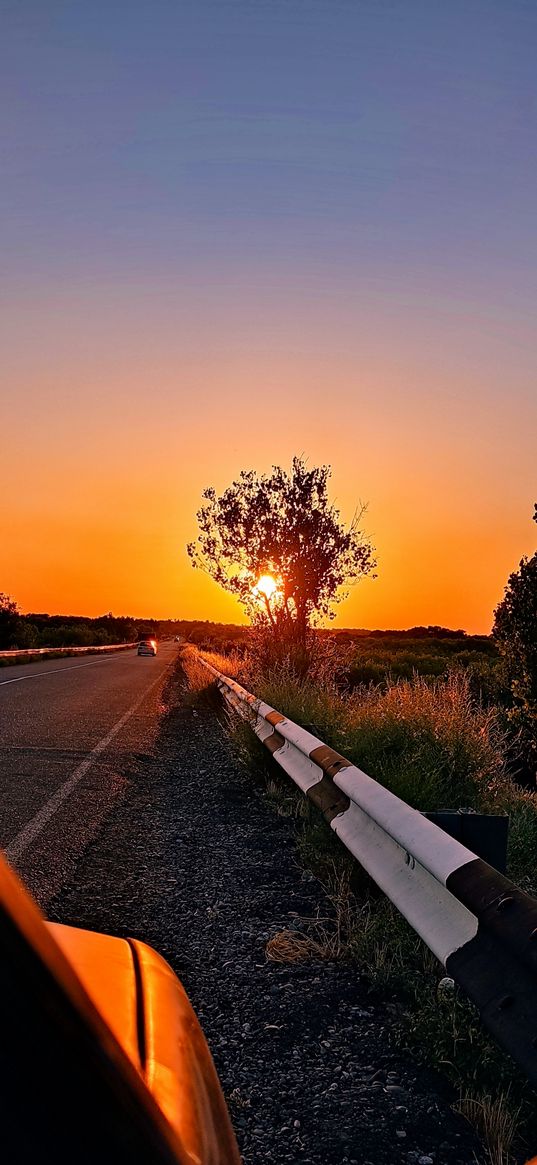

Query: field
[335,630,500,696]
[178,621,501,687]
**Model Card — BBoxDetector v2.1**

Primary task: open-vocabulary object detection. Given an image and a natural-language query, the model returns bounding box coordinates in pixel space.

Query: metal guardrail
[0,643,137,659]
[200,655,537,1088]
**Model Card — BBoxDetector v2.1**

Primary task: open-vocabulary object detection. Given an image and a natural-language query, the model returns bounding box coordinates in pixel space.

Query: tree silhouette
[493,505,537,768]
[187,458,376,671]
[0,592,21,649]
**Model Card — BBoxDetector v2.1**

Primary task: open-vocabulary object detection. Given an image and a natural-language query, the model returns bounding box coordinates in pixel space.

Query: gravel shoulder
[51,662,484,1165]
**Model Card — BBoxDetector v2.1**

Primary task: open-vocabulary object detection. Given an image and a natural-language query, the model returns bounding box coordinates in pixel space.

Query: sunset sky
[2,0,536,633]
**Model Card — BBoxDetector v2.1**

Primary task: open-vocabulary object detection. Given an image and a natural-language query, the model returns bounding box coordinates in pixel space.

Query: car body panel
[0,853,240,1163]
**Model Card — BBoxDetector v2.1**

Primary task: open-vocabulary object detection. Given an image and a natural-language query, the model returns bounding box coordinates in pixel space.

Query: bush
[6,620,39,649]
[494,547,537,775]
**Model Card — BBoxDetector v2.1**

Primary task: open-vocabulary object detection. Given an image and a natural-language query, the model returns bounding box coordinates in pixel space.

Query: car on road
[137,639,157,656]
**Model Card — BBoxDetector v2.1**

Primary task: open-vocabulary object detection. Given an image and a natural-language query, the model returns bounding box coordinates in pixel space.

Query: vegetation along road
[1,644,487,1164]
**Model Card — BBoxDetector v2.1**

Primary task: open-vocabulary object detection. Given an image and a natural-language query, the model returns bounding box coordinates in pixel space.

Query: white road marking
[5,661,174,863]
[0,656,124,687]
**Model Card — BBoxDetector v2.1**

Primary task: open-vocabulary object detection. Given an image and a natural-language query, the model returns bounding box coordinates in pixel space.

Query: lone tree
[493,504,537,768]
[187,458,376,671]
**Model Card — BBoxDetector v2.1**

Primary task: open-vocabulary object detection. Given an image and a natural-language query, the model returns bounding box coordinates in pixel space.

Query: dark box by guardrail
[422,810,509,874]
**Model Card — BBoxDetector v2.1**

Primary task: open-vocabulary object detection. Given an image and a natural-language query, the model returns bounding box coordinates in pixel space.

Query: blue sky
[4,0,537,283]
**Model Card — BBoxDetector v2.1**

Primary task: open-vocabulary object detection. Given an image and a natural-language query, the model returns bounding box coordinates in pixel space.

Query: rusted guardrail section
[199,654,537,1090]
[0,643,137,660]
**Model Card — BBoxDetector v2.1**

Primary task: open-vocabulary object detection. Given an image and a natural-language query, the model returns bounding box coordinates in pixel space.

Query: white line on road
[5,661,175,863]
[0,656,124,687]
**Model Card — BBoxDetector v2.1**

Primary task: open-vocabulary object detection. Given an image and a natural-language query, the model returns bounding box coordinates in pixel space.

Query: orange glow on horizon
[2,321,536,635]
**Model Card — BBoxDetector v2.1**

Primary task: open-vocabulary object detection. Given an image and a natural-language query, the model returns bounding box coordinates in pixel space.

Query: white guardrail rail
[0,643,137,659]
[200,655,537,1088]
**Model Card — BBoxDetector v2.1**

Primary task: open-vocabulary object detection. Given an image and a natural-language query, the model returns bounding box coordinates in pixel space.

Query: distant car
[137,639,157,656]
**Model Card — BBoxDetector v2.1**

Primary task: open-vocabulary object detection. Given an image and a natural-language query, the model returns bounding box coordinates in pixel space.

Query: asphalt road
[0,642,179,907]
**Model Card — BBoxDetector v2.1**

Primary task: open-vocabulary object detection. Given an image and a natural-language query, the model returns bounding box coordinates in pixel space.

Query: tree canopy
[187,458,376,665]
[0,592,21,649]
[493,505,537,764]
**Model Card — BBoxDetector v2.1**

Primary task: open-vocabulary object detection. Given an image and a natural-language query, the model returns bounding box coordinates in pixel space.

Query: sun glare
[254,574,279,600]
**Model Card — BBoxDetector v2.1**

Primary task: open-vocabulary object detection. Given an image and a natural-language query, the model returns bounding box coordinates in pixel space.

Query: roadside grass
[245,665,537,893]
[194,647,244,681]
[251,666,504,805]
[181,648,537,1162]
[178,645,226,709]
[193,643,537,893]
[456,1091,523,1165]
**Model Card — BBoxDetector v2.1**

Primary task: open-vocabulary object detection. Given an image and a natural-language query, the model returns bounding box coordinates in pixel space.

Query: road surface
[0,642,178,906]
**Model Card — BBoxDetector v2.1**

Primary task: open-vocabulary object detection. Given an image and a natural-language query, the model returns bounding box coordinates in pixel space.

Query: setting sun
[254,575,279,600]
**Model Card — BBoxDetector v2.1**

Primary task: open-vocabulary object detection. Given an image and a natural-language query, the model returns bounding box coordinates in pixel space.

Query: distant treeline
[0,610,191,651]
[175,620,249,649]
[0,611,250,651]
[167,620,496,657]
[0,611,494,654]
[332,627,496,654]
[335,625,475,639]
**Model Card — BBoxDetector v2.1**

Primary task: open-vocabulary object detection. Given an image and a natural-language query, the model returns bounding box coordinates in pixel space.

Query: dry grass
[266,910,349,963]
[198,648,244,680]
[266,928,335,962]
[265,777,308,818]
[324,858,357,946]
[254,667,537,886]
[179,644,216,693]
[178,644,246,711]
[267,861,359,963]
[456,1091,523,1165]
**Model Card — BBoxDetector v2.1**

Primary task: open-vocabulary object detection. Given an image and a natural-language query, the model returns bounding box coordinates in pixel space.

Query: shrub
[494,544,537,775]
